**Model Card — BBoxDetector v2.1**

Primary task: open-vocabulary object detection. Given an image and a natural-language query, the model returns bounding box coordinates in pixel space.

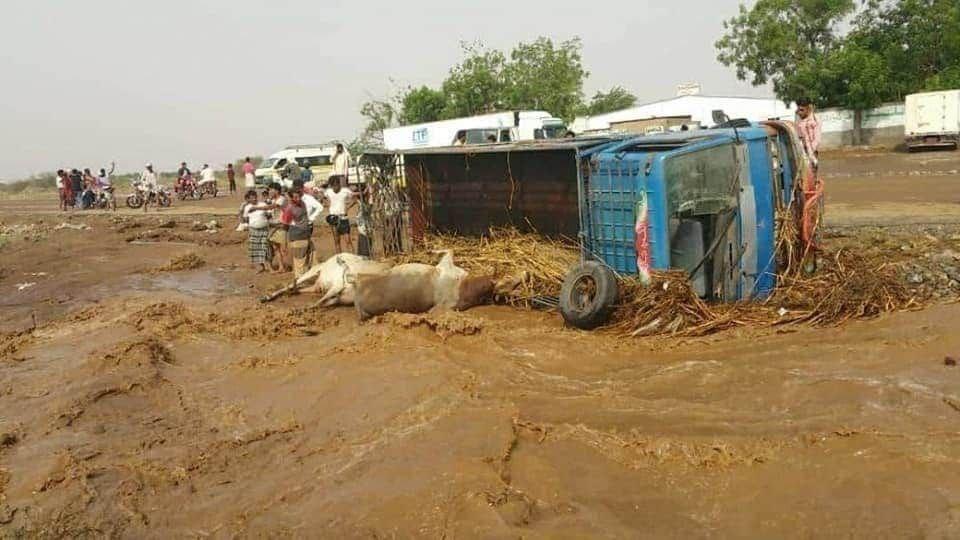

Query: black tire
[126,194,143,209]
[559,261,619,330]
[158,192,171,207]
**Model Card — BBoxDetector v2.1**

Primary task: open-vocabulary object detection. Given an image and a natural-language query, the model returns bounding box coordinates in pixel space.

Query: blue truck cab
[560,122,808,329]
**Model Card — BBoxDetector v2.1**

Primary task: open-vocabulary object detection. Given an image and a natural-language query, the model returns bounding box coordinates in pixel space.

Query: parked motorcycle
[198,180,218,198]
[126,182,172,209]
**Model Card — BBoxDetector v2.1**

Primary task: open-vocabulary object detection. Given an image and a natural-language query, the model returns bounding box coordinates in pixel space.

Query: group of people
[239,172,359,275]
[173,162,221,196]
[55,163,116,211]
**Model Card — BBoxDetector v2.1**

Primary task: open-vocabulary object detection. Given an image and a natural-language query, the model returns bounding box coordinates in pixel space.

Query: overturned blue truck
[363,120,821,329]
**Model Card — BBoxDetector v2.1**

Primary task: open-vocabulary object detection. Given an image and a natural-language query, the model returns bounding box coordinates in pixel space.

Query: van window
[275,158,288,169]
[663,143,739,216]
[500,129,512,142]
[540,125,567,139]
[465,129,499,144]
[296,155,332,167]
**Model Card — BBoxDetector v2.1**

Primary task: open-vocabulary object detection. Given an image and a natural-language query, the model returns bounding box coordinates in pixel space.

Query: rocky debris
[54,222,90,231]
[156,219,177,229]
[190,220,220,233]
[946,356,957,367]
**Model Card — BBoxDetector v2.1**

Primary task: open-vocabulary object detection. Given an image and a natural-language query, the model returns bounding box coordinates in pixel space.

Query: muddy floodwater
[2,151,960,537]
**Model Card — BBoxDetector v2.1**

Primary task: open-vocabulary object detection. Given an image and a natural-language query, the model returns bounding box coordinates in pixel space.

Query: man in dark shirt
[69,169,83,207]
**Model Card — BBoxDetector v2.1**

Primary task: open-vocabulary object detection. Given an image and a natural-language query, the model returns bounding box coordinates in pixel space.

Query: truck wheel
[559,261,619,330]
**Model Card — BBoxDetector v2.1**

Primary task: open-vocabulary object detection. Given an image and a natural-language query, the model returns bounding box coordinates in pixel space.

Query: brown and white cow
[352,250,498,320]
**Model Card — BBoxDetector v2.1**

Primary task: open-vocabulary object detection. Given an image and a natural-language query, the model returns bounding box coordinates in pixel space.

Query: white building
[571,95,796,134]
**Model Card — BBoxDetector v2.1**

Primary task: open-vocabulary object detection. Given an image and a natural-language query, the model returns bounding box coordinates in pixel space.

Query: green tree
[358,97,399,147]
[848,0,960,97]
[579,86,638,116]
[399,86,448,124]
[441,42,507,118]
[716,0,856,97]
[502,37,588,121]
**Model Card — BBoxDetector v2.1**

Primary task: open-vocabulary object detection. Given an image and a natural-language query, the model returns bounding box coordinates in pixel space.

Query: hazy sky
[1,0,764,180]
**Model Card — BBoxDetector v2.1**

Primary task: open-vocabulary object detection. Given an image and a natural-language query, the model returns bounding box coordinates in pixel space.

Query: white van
[382,111,568,151]
[905,90,960,151]
[255,145,338,186]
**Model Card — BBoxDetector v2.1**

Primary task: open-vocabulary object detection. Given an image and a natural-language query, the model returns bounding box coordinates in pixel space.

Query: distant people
[226,163,236,194]
[199,163,216,187]
[330,143,351,186]
[299,163,313,185]
[98,162,116,211]
[281,188,314,277]
[453,131,466,146]
[282,161,300,190]
[301,187,323,227]
[242,157,256,189]
[79,168,97,209]
[139,163,160,213]
[242,189,272,273]
[323,176,356,254]
[486,134,497,143]
[56,170,70,211]
[68,169,83,207]
[796,97,822,170]
[266,182,290,272]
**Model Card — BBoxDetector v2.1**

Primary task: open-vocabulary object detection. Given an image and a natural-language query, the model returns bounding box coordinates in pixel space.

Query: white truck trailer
[382,111,567,151]
[905,90,960,151]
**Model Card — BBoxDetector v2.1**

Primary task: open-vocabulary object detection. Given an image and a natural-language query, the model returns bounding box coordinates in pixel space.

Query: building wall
[574,96,909,149]
[818,103,905,149]
[609,116,691,134]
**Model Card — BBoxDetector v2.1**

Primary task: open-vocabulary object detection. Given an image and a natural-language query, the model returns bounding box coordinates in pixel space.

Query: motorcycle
[198,180,218,198]
[126,182,172,209]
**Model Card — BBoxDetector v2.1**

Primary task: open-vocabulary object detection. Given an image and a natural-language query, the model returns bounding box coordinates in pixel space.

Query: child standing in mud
[243,190,273,273]
[266,182,291,273]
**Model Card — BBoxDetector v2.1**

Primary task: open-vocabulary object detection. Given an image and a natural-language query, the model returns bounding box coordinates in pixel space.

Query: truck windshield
[663,143,739,216]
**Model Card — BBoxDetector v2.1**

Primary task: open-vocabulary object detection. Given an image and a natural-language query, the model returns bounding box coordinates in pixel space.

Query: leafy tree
[715,0,857,99]
[398,86,448,124]
[502,37,588,121]
[358,97,399,147]
[848,0,960,98]
[441,42,507,118]
[579,86,638,116]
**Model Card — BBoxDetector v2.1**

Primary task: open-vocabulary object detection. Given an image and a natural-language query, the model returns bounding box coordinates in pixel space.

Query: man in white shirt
[329,143,351,186]
[322,176,356,254]
[301,189,323,225]
[98,162,116,211]
[139,163,161,213]
[199,164,216,185]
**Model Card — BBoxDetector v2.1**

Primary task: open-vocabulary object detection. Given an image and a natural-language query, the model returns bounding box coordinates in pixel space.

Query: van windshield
[663,143,739,216]
[260,158,278,169]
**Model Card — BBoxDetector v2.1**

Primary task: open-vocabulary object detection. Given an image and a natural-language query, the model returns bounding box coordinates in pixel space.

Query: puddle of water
[122,270,243,297]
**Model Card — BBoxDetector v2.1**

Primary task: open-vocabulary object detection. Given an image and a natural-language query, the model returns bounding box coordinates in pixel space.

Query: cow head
[455,275,496,311]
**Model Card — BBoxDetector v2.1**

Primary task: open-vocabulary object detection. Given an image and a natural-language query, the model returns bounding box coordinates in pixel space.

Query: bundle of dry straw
[390,227,578,306]
[397,224,923,338]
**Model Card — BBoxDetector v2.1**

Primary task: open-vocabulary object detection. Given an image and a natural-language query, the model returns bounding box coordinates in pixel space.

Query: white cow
[259,253,390,305]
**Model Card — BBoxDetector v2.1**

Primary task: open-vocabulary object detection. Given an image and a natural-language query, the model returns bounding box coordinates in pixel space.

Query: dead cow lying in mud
[259,253,389,304]
[352,250,509,320]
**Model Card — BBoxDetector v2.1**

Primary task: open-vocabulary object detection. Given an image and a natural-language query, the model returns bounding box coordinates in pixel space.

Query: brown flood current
[2,151,960,538]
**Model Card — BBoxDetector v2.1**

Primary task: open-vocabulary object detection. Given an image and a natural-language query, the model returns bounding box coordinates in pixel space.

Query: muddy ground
[2,151,960,538]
